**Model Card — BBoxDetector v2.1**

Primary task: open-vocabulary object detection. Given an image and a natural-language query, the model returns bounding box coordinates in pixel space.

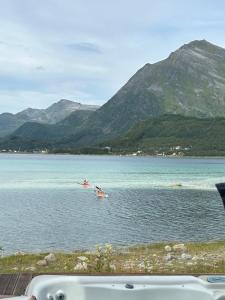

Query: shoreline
[1,240,225,274]
[1,152,225,159]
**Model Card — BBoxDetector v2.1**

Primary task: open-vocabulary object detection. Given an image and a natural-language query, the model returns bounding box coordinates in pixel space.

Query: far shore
[1,151,225,159]
[1,240,225,274]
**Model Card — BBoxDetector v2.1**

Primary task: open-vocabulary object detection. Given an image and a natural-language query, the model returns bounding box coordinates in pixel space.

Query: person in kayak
[82,179,89,185]
[95,186,106,196]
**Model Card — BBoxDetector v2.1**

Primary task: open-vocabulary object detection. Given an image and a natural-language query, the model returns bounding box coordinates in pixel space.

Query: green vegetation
[51,147,110,155]
[105,114,225,156]
[3,114,225,156]
[1,241,225,274]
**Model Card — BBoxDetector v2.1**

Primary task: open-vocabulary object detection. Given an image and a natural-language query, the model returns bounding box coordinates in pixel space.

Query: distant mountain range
[1,39,225,153]
[0,99,99,137]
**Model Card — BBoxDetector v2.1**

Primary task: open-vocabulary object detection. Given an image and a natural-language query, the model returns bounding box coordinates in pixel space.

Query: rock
[44,253,56,262]
[192,256,199,261]
[15,251,25,256]
[25,266,36,272]
[164,245,172,252]
[36,259,48,266]
[138,261,153,271]
[173,244,186,252]
[74,262,88,271]
[138,262,145,269]
[181,253,192,260]
[109,264,116,271]
[164,253,175,262]
[77,256,89,262]
[148,266,153,272]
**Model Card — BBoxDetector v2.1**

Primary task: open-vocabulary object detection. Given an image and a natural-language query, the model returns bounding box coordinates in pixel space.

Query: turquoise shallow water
[1,154,225,190]
[1,154,225,254]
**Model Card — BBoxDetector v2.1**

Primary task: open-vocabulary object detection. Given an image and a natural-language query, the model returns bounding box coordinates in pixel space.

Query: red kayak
[81,182,90,188]
[96,190,105,198]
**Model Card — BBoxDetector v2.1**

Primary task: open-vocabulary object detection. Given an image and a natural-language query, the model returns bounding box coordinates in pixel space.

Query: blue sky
[0,0,225,113]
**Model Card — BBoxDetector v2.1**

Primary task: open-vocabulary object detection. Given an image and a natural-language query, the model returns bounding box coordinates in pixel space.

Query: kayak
[79,181,91,187]
[81,182,90,186]
[96,190,105,198]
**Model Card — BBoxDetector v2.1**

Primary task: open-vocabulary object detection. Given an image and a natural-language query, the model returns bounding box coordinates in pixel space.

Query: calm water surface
[0,154,225,254]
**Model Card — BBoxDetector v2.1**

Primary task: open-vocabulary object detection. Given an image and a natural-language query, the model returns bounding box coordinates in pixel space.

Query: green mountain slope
[4,114,225,156]
[0,110,94,150]
[0,113,25,137]
[106,115,225,155]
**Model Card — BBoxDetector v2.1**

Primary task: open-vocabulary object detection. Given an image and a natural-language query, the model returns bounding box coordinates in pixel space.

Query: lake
[0,153,225,254]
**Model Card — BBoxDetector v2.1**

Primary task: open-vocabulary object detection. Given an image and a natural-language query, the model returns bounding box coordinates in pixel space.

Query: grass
[1,241,225,274]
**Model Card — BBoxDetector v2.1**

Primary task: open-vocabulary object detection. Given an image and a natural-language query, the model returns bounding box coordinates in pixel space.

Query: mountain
[41,39,225,149]
[0,99,99,137]
[0,113,25,138]
[10,110,94,143]
[79,40,225,140]
[103,114,225,156]
[2,39,225,151]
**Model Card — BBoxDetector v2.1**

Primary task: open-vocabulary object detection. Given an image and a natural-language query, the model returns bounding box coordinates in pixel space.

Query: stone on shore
[74,262,88,271]
[164,245,172,252]
[36,259,48,266]
[77,256,89,262]
[192,255,199,261]
[164,253,175,262]
[181,253,192,260]
[110,264,116,271]
[45,253,56,262]
[173,244,186,252]
[15,251,25,256]
[25,266,37,271]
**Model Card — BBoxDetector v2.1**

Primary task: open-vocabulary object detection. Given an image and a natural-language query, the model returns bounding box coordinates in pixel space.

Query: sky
[1,0,225,113]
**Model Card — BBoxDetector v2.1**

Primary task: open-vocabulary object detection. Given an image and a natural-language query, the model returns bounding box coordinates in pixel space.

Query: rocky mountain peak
[170,39,225,58]
[57,99,80,105]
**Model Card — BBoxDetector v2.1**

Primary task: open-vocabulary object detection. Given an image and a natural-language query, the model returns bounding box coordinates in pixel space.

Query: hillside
[0,99,99,137]
[0,113,25,138]
[0,110,94,150]
[3,114,225,156]
[105,115,225,155]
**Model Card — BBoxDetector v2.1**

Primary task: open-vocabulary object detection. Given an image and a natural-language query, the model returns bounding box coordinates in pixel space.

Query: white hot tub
[4,275,225,300]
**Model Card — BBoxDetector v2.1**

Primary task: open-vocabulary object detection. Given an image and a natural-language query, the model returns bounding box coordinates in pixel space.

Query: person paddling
[81,179,90,186]
[95,186,105,197]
